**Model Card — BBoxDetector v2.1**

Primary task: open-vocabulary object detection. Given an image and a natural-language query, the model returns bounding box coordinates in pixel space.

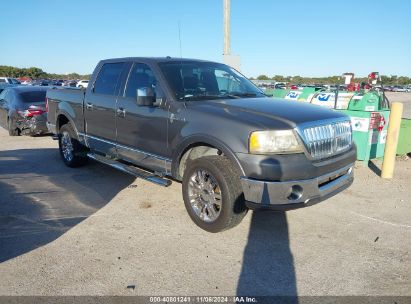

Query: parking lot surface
[0,128,410,296]
[386,92,411,118]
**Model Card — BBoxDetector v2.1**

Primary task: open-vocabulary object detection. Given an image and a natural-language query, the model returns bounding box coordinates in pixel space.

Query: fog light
[287,185,303,201]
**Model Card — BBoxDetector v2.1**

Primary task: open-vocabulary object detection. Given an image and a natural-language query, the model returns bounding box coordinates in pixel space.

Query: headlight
[249,130,303,154]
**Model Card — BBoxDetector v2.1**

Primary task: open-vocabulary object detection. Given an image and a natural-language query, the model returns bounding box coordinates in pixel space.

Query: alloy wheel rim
[188,169,222,223]
[61,131,74,162]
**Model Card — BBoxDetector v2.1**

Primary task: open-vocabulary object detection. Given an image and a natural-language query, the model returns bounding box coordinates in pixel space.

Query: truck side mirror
[136,87,156,106]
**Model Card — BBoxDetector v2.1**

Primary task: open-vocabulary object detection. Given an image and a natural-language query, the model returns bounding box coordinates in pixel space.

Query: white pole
[223,0,231,55]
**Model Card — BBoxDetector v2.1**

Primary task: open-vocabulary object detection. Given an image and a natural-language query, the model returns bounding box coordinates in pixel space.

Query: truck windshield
[159,61,265,101]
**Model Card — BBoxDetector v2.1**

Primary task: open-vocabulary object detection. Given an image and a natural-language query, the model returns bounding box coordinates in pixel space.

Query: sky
[1,0,410,78]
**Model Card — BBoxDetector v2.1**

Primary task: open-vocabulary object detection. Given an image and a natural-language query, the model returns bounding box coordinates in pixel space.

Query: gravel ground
[385,92,411,118]
[0,128,410,297]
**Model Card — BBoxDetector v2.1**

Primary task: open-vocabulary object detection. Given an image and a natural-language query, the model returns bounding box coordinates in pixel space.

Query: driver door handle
[117,107,126,117]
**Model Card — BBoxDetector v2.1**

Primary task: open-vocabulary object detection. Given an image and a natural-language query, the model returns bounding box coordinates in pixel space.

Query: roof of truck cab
[100,57,217,64]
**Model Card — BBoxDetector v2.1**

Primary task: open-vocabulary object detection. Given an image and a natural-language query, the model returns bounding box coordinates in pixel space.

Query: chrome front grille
[302,120,352,160]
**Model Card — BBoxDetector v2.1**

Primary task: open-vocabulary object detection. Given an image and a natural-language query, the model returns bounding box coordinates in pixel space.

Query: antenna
[178,21,185,99]
[178,21,183,59]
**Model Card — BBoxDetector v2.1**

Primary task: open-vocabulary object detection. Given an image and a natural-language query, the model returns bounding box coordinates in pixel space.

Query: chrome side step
[87,153,172,187]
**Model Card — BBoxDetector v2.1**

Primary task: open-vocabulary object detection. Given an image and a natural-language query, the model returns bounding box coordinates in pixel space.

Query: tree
[292,76,303,84]
[381,75,391,84]
[67,73,82,79]
[257,75,270,80]
[25,67,46,79]
[0,65,91,80]
[272,75,286,82]
[398,76,409,85]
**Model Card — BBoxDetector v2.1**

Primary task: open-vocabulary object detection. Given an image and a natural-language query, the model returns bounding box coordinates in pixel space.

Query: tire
[58,122,88,167]
[8,117,19,136]
[182,155,248,232]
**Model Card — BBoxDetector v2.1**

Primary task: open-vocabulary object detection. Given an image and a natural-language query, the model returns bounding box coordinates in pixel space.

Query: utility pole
[223,0,231,56]
[222,0,240,70]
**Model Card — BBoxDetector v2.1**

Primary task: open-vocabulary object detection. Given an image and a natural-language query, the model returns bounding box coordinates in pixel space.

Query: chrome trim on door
[116,142,171,162]
[79,132,172,174]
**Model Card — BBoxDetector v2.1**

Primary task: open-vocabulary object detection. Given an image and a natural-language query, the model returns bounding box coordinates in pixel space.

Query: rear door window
[93,63,125,96]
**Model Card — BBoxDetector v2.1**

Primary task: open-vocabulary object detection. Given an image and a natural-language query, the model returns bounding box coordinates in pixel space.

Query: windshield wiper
[178,92,264,101]
[220,92,264,99]
[179,94,230,101]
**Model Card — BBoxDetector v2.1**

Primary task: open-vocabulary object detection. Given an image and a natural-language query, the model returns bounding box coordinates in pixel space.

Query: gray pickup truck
[47,57,356,232]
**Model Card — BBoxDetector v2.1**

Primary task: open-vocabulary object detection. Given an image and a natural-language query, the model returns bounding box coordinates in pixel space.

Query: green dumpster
[266,87,324,102]
[340,109,390,161]
[284,87,324,102]
[338,91,390,162]
[297,87,323,102]
[397,118,411,155]
[265,88,289,99]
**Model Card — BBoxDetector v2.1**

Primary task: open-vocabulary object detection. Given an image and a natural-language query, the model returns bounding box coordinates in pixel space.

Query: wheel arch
[172,135,245,180]
[56,113,69,132]
[56,112,80,139]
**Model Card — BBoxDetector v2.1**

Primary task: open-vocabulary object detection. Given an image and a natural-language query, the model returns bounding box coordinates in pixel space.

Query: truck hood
[188,97,349,128]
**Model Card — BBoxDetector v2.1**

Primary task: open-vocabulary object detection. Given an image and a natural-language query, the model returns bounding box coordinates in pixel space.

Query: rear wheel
[182,156,248,232]
[58,123,88,167]
[8,117,19,136]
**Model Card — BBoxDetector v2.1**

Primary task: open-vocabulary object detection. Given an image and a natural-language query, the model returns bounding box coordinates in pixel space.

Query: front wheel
[182,156,248,232]
[58,123,88,167]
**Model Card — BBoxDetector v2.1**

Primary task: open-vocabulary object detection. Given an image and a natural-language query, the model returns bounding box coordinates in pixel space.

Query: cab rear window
[19,91,47,103]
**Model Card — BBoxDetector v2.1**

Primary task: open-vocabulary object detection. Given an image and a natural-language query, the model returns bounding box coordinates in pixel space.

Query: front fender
[171,134,246,178]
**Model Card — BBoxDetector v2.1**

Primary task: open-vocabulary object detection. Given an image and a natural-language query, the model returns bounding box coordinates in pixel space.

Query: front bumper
[236,145,357,181]
[240,163,354,211]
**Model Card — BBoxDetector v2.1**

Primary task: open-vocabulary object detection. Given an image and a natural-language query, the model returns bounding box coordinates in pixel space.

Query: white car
[0,77,20,85]
[76,80,89,88]
[393,86,407,92]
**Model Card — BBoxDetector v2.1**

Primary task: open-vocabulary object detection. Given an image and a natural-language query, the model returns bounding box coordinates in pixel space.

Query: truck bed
[47,87,86,134]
